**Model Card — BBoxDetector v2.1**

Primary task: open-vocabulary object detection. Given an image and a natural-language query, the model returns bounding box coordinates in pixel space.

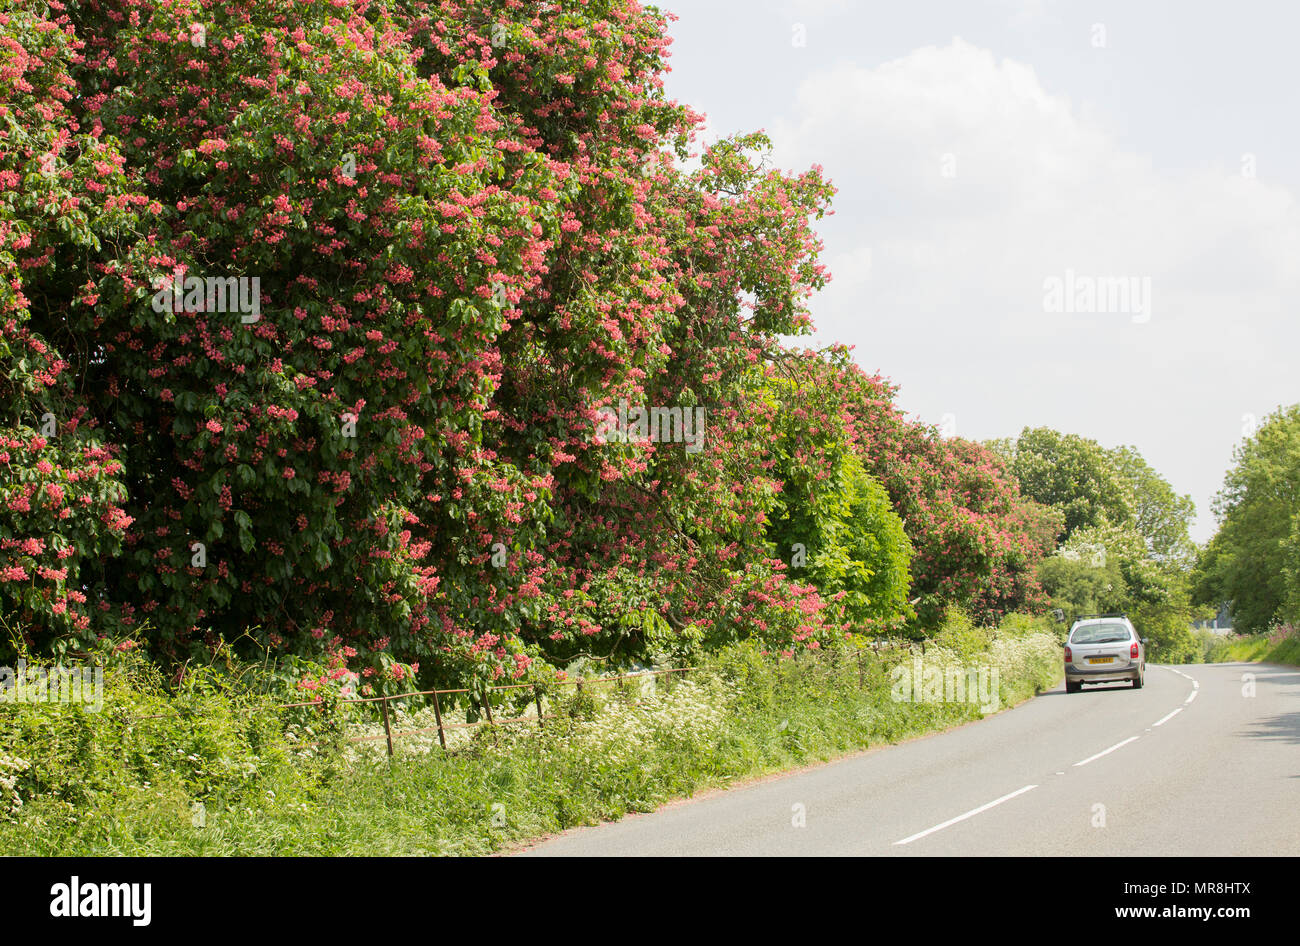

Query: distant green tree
[1009,427,1131,543]
[1007,428,1204,660]
[1040,524,1159,612]
[1129,601,1202,664]
[1037,555,1127,619]
[982,436,1017,466]
[1040,523,1201,662]
[1109,445,1197,566]
[1281,511,1300,627]
[1194,405,1300,633]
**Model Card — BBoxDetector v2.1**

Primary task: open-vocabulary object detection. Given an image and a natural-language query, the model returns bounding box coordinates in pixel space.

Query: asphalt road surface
[517,662,1299,856]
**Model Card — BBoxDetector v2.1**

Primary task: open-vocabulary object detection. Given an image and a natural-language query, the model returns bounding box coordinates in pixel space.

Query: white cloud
[766,38,1300,539]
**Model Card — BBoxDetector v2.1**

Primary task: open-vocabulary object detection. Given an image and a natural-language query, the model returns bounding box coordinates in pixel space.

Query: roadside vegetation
[1198,624,1300,667]
[1192,406,1300,636]
[1182,404,1300,667]
[2,613,1060,856]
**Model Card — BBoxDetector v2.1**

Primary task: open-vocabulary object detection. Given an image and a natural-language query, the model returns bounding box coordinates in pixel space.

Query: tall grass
[1201,624,1300,666]
[3,617,1062,855]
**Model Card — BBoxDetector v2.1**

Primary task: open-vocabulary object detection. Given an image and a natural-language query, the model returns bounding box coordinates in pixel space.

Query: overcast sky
[660,0,1298,542]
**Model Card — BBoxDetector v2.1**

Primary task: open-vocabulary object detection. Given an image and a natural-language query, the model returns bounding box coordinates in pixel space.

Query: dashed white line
[1152,707,1183,727]
[894,666,1196,845]
[1072,735,1141,767]
[893,785,1038,846]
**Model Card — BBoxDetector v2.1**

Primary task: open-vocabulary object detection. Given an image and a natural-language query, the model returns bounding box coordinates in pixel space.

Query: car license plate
[1088,657,1114,664]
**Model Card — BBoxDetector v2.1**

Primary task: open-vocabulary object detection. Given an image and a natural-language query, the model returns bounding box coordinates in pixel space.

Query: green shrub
[1129,604,1201,664]
[1208,624,1300,666]
[930,608,994,660]
[0,641,343,850]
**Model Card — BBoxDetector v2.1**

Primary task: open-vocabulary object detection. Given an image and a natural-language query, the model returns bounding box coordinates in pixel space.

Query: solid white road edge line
[893,784,1038,846]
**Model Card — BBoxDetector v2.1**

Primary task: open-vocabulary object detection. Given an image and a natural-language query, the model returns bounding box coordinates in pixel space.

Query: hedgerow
[2,0,1053,691]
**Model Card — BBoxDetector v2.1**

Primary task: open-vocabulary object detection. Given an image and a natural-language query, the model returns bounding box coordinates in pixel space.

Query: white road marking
[1152,707,1183,727]
[896,664,1195,846]
[893,785,1038,846]
[1073,735,1140,767]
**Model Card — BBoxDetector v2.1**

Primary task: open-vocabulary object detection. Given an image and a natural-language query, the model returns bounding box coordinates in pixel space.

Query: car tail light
[1064,646,1073,662]
[1130,642,1139,658]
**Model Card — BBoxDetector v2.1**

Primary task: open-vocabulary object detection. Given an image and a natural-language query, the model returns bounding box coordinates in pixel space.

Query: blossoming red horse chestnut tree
[1,0,1055,693]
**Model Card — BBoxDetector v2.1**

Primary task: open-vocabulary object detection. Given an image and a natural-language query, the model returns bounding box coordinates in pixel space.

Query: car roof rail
[1072,612,1129,621]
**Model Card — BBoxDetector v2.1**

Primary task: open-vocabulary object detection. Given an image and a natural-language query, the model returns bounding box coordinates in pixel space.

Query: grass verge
[1203,624,1300,667]
[2,621,1062,855]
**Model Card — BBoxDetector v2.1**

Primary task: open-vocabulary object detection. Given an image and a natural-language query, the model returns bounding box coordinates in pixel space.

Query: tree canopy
[0,0,1068,689]
[1194,405,1300,634]
[998,427,1202,661]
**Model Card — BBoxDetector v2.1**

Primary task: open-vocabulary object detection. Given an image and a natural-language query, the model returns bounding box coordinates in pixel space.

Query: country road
[517,662,1300,856]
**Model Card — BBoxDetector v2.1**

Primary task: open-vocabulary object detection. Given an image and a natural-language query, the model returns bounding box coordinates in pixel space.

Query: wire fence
[125,638,918,757]
[346,665,698,755]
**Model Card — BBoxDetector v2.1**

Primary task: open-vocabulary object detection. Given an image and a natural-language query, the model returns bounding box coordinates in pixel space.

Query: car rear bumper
[1067,664,1142,683]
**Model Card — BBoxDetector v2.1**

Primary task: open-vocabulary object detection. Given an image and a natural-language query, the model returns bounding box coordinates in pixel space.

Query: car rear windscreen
[1070,623,1131,644]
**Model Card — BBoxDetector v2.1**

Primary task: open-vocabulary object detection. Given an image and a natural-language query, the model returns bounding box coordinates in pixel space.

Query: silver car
[1064,615,1147,693]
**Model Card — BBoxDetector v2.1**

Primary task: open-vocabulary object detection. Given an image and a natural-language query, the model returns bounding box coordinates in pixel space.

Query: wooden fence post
[431,689,447,750]
[534,685,545,730]
[482,689,498,745]
[380,697,394,757]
